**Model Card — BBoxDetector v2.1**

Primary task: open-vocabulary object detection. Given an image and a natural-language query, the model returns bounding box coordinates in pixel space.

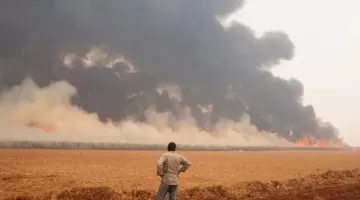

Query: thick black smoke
[0,0,340,142]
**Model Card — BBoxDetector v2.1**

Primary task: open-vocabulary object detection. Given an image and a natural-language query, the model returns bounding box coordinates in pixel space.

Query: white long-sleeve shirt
[156,151,191,185]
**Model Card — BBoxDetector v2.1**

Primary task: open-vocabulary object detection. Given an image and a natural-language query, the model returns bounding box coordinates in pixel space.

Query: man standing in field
[156,142,191,200]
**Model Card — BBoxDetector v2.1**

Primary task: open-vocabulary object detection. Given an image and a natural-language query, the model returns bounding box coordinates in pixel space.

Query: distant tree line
[0,140,239,151]
[0,140,350,151]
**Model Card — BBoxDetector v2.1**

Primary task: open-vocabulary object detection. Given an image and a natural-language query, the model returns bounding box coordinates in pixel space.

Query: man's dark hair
[167,142,176,151]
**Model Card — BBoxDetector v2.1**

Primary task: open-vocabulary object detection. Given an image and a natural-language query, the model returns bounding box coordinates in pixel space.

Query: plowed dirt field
[1,149,359,199]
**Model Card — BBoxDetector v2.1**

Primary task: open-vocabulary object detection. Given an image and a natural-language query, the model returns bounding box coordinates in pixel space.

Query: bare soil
[1,149,360,199]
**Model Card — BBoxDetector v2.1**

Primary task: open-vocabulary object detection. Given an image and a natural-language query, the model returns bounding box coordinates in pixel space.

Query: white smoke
[156,84,183,102]
[0,78,293,146]
[62,46,138,73]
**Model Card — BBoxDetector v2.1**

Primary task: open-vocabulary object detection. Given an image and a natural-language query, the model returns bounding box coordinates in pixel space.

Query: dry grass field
[1,149,360,200]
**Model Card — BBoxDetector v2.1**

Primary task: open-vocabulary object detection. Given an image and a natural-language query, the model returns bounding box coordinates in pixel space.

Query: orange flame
[296,136,344,148]
[27,121,56,132]
[296,136,311,146]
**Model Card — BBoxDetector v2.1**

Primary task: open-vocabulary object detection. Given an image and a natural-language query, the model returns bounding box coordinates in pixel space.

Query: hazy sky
[229,0,360,146]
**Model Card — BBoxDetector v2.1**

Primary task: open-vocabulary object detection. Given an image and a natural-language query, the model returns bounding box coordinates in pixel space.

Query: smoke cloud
[0,0,340,145]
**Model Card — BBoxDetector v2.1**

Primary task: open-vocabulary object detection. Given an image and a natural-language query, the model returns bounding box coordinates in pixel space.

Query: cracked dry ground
[1,150,360,200]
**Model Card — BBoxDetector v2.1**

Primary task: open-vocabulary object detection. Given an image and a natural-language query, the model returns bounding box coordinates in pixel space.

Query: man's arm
[156,154,166,177]
[179,155,191,173]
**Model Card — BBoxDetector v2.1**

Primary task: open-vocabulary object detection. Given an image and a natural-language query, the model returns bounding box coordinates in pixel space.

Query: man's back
[156,142,191,200]
[157,151,191,185]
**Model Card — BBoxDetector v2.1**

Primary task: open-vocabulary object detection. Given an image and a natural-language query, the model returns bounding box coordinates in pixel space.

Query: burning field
[0,1,358,199]
[0,78,347,149]
[1,150,360,200]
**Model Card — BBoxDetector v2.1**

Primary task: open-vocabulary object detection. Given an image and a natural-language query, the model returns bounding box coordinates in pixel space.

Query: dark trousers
[156,181,178,200]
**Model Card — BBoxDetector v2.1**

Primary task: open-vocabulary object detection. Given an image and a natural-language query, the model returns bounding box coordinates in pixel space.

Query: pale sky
[229,0,360,146]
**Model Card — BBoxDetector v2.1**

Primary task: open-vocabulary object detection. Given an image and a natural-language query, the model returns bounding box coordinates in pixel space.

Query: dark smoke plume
[0,0,340,142]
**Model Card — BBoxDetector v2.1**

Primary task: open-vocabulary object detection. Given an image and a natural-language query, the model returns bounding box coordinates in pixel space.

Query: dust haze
[0,78,292,146]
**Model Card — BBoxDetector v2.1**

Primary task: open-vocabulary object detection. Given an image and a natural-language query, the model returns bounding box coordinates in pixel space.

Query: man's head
[167,142,176,151]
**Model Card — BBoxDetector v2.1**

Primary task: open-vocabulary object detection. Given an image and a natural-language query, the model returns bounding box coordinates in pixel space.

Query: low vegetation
[0,140,349,151]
